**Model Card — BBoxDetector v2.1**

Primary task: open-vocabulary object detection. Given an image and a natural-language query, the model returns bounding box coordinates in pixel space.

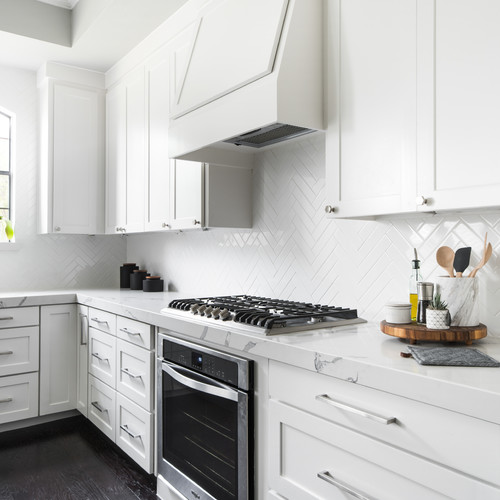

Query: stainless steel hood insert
[224,123,314,148]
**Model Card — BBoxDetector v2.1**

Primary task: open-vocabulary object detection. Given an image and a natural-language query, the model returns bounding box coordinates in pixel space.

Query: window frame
[0,105,15,243]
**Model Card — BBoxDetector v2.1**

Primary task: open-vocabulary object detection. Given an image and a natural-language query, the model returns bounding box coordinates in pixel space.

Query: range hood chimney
[168,0,324,165]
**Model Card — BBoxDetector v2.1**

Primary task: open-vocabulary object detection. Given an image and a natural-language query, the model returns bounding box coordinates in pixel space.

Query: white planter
[426,309,450,330]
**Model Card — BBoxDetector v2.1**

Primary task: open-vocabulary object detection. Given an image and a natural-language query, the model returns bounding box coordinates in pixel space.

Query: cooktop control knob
[204,306,214,317]
[219,308,231,320]
[190,304,200,314]
[212,307,221,319]
[197,305,207,315]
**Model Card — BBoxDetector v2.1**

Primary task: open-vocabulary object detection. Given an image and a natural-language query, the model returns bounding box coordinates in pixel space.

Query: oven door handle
[162,362,239,402]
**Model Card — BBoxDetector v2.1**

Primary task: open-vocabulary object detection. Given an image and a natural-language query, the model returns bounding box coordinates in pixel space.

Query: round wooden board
[380,320,487,345]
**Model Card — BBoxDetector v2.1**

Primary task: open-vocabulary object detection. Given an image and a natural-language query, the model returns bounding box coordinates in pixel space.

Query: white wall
[128,133,500,336]
[0,65,125,292]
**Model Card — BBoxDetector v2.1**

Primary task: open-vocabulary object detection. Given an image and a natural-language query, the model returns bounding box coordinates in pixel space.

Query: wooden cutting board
[380,320,487,345]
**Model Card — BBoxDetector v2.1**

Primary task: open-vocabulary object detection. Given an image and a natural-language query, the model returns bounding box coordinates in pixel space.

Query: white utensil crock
[435,277,479,327]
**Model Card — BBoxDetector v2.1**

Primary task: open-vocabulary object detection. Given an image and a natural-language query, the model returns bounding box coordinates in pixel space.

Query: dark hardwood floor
[0,415,156,500]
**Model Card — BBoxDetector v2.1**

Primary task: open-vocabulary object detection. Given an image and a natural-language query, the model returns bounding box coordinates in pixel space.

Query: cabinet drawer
[89,308,116,335]
[116,393,153,473]
[269,361,500,485]
[269,400,500,500]
[0,372,39,424]
[0,327,39,376]
[88,374,116,441]
[89,328,116,388]
[0,307,39,329]
[116,339,153,411]
[117,316,153,350]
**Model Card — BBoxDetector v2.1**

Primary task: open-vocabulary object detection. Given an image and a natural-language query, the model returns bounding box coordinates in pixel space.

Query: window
[0,107,13,223]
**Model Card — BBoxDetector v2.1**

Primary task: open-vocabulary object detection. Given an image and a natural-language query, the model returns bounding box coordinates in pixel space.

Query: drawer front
[0,372,39,424]
[269,400,500,500]
[116,316,153,350]
[88,374,116,441]
[89,308,116,335]
[0,307,39,329]
[0,326,39,376]
[89,328,116,388]
[116,393,153,473]
[116,339,153,411]
[269,361,500,485]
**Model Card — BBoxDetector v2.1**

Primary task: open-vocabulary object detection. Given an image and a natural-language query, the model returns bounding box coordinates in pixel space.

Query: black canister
[417,282,434,325]
[143,275,164,292]
[120,263,138,288]
[130,270,149,290]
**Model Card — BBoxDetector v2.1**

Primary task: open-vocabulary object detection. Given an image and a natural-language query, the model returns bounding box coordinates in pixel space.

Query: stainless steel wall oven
[157,333,253,500]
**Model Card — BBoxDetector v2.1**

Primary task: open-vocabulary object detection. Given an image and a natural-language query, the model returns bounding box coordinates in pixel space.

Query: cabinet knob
[324,205,336,214]
[54,226,61,232]
[415,196,428,206]
[162,223,170,229]
[193,220,201,225]
[116,227,126,233]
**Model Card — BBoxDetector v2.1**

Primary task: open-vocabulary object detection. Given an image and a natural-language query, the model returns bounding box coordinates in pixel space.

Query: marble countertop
[2,288,500,425]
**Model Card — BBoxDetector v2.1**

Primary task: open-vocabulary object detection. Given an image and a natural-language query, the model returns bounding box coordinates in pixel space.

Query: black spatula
[453,247,471,277]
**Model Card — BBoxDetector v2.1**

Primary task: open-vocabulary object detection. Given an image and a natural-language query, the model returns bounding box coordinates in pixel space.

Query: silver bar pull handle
[119,328,141,336]
[121,367,142,379]
[317,471,375,500]
[91,317,109,325]
[120,424,141,439]
[0,397,13,403]
[0,351,13,356]
[91,401,107,413]
[92,352,109,363]
[0,317,14,321]
[79,313,88,345]
[315,394,396,425]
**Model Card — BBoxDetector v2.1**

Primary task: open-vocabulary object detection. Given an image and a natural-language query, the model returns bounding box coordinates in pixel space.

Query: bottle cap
[417,282,434,300]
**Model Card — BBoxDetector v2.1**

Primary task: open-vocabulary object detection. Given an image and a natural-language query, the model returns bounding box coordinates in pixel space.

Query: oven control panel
[162,339,240,387]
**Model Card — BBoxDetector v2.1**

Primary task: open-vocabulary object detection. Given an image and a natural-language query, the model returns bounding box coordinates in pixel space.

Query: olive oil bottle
[409,248,422,322]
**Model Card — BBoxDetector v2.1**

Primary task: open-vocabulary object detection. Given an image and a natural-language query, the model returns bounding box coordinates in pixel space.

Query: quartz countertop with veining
[1,288,500,425]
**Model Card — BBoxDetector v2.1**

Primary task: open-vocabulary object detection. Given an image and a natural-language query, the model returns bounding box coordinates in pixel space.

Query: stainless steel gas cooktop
[162,295,366,335]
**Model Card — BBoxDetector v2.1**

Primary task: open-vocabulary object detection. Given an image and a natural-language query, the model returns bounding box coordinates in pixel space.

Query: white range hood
[168,0,324,165]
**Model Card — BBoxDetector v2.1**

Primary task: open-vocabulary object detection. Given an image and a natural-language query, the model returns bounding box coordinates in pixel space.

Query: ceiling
[0,0,187,73]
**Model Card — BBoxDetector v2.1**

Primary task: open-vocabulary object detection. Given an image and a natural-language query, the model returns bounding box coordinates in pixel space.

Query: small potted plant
[426,293,450,330]
[0,216,14,242]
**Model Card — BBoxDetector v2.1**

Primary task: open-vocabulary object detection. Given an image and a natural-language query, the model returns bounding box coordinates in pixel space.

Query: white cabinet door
[39,78,105,235]
[325,0,417,218]
[105,82,127,234]
[145,47,172,232]
[51,83,105,234]
[39,304,77,415]
[170,160,204,230]
[124,67,146,233]
[105,67,146,234]
[169,0,288,118]
[76,304,88,417]
[417,0,500,212]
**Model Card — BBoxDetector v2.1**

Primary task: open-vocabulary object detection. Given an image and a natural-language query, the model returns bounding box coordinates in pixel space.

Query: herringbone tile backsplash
[129,133,500,336]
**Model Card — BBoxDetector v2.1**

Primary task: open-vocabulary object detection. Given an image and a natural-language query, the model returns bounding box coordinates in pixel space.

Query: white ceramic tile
[128,133,500,336]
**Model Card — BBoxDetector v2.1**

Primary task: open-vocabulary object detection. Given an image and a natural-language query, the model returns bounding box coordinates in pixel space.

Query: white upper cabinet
[326,0,500,219]
[325,0,417,218]
[170,160,204,230]
[416,0,500,212]
[169,0,288,119]
[145,47,172,232]
[38,64,105,234]
[105,66,146,234]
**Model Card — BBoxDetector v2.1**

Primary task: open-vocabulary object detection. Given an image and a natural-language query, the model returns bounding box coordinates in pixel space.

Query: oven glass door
[161,361,247,500]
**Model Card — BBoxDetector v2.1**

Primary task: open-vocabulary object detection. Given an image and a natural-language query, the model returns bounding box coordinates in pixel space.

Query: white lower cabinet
[268,361,500,500]
[89,374,116,441]
[85,308,155,473]
[39,304,77,416]
[0,327,39,377]
[116,392,153,472]
[76,305,89,417]
[0,372,39,424]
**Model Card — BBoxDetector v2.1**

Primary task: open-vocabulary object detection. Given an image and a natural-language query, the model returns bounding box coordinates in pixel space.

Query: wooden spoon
[436,246,455,277]
[469,242,493,277]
